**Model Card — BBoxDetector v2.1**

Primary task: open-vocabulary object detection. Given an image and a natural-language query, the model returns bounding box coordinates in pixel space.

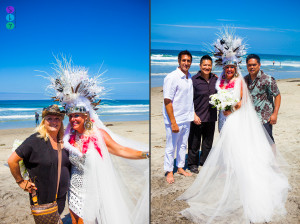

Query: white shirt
[163,68,194,125]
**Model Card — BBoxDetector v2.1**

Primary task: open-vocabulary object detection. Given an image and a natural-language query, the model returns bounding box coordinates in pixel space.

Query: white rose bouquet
[209,90,239,111]
[11,139,29,180]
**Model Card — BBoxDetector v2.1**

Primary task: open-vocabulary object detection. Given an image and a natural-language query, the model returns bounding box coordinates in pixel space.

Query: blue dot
[6,14,15,22]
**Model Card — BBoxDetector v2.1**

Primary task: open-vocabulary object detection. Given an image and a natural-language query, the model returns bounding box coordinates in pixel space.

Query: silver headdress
[213,28,247,67]
[46,57,105,114]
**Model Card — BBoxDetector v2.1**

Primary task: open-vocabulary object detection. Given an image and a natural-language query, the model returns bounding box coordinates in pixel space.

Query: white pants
[164,122,191,172]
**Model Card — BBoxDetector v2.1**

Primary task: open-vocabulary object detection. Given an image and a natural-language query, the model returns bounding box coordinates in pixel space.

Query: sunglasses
[68,114,84,119]
[45,117,61,122]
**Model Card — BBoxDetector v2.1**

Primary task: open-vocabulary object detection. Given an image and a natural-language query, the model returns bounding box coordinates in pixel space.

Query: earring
[84,119,93,130]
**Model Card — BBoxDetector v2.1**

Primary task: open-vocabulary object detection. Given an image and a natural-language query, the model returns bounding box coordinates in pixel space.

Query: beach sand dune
[151,79,300,224]
[0,120,148,224]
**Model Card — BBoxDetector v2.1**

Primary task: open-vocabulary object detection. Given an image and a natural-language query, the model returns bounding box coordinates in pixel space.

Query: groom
[163,50,194,184]
[244,54,281,142]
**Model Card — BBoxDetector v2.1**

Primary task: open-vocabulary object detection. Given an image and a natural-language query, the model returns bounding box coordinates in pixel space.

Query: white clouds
[217,19,238,22]
[153,24,300,33]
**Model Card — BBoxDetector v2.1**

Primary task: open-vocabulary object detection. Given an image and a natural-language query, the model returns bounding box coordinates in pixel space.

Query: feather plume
[46,56,106,110]
[213,27,247,67]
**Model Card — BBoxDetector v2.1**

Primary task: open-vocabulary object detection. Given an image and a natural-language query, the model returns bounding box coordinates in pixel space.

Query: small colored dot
[6,22,15,30]
[6,14,15,22]
[6,6,15,14]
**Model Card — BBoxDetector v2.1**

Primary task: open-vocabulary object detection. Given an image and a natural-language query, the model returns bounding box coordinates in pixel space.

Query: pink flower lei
[69,131,103,158]
[219,77,236,89]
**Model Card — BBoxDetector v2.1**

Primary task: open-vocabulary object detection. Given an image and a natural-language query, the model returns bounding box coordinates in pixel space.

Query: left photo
[0,1,149,224]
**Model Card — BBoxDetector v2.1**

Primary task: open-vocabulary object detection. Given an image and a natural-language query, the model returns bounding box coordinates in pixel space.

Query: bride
[46,57,149,224]
[178,29,290,224]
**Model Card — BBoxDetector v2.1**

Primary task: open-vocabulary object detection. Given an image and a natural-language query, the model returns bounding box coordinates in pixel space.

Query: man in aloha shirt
[244,54,281,142]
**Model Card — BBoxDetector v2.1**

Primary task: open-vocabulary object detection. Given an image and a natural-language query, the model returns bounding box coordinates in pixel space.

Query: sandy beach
[151,78,300,224]
[0,120,149,224]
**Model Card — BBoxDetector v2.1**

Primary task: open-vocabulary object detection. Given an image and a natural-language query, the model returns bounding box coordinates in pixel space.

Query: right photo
[150,0,300,223]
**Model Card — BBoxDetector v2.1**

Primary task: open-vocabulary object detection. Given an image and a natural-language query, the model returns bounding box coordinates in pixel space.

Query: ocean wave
[98,105,149,113]
[152,54,202,61]
[0,108,40,112]
[99,109,149,114]
[151,55,178,61]
[151,61,200,66]
[0,115,34,120]
[151,59,300,68]
[151,71,198,76]
[99,104,148,109]
[260,60,300,68]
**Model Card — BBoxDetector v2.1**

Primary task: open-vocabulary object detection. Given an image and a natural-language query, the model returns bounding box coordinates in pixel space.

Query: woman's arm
[100,129,149,159]
[7,152,36,193]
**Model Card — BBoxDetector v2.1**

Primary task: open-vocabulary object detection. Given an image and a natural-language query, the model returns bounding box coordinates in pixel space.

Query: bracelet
[24,180,29,191]
[141,152,150,159]
[16,179,24,184]
[231,106,236,112]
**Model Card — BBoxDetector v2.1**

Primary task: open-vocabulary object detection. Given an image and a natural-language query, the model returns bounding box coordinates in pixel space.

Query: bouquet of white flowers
[11,139,29,180]
[209,90,239,111]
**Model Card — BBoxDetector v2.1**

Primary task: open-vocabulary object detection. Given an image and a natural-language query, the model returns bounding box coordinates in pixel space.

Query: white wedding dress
[178,75,290,224]
[63,101,149,224]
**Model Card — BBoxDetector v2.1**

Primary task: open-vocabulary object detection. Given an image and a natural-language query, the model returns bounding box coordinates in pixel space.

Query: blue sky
[151,0,300,56]
[0,0,149,100]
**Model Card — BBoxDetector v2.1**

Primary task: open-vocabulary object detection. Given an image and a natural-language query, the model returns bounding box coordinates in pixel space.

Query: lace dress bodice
[68,152,86,217]
[217,78,237,132]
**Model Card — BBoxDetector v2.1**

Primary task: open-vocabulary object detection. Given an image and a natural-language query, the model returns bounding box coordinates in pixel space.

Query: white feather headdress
[213,27,247,67]
[46,57,105,113]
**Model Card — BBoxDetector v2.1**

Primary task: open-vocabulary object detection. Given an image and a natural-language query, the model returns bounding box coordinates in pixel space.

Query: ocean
[151,49,300,87]
[0,100,149,129]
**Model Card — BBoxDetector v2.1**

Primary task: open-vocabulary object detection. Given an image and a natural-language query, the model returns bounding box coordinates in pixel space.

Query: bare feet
[177,168,192,176]
[166,171,175,184]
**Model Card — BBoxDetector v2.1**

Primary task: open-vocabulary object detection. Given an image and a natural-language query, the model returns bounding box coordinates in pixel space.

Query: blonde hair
[35,117,64,142]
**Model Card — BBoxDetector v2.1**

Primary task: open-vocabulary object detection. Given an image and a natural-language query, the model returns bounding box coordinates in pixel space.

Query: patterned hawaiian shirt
[244,70,280,124]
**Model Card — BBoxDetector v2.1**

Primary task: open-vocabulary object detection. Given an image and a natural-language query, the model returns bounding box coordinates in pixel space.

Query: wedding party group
[162,29,290,223]
[2,0,299,223]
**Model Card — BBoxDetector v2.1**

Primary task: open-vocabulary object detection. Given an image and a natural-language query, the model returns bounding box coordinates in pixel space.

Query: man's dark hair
[246,54,261,64]
[200,55,213,65]
[178,50,192,62]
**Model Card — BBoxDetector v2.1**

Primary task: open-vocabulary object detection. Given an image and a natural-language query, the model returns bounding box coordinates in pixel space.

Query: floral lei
[219,77,236,89]
[69,132,103,158]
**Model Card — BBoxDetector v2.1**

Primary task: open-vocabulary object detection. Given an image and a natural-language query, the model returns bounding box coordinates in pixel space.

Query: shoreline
[151,76,300,88]
[0,116,149,130]
[151,78,300,223]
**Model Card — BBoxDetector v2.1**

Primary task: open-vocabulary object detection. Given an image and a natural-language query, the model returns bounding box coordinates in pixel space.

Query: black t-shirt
[15,133,71,204]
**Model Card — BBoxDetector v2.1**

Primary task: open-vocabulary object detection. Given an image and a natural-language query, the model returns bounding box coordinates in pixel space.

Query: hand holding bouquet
[209,90,239,111]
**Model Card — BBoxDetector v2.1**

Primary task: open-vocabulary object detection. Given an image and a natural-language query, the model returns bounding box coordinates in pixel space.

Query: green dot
[6,22,15,30]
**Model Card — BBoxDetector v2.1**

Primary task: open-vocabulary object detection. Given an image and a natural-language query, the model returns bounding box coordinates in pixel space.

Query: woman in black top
[8,105,71,214]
